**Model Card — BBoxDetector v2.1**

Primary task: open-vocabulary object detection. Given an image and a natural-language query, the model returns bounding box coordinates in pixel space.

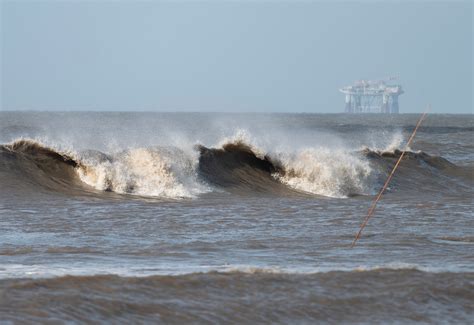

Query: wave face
[0,140,90,196]
[0,137,469,199]
[196,142,296,196]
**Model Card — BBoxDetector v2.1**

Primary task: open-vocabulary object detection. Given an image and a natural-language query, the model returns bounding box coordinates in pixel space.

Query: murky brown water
[1,112,473,323]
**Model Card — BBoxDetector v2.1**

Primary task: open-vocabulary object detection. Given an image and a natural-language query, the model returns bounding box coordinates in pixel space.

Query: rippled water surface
[0,112,473,323]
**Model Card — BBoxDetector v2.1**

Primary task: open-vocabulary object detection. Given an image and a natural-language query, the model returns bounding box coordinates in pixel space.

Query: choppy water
[0,112,473,323]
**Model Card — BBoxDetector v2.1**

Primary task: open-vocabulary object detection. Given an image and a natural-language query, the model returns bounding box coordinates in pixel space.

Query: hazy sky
[1,0,472,113]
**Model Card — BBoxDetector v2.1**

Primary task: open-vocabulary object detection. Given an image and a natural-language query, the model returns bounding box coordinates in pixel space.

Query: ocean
[0,112,473,323]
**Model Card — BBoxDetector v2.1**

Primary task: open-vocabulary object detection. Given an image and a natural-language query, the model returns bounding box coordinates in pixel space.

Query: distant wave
[0,138,470,199]
[0,261,471,279]
[1,267,472,323]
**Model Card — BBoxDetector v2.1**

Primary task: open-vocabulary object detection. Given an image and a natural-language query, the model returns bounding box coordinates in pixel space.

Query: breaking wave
[197,141,373,197]
[0,137,468,199]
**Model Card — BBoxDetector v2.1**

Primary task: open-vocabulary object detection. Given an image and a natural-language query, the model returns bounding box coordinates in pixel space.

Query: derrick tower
[340,78,404,114]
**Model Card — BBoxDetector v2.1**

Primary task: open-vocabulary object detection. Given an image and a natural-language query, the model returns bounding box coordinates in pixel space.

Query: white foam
[272,148,374,198]
[77,147,208,199]
[0,262,469,280]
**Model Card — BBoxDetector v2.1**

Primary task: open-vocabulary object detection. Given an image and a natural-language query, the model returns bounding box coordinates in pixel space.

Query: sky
[0,0,472,113]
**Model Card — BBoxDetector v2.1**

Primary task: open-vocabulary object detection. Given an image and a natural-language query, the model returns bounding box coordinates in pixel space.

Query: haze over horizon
[1,1,472,113]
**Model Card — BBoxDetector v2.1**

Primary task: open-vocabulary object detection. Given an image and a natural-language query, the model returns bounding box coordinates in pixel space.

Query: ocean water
[0,112,473,323]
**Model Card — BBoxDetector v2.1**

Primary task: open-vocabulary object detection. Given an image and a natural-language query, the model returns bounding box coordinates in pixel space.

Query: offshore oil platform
[340,78,404,114]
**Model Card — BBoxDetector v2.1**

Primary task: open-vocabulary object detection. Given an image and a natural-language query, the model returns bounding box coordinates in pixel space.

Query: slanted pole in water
[351,109,429,248]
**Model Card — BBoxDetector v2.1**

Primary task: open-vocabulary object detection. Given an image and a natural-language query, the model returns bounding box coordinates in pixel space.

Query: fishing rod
[351,108,429,248]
